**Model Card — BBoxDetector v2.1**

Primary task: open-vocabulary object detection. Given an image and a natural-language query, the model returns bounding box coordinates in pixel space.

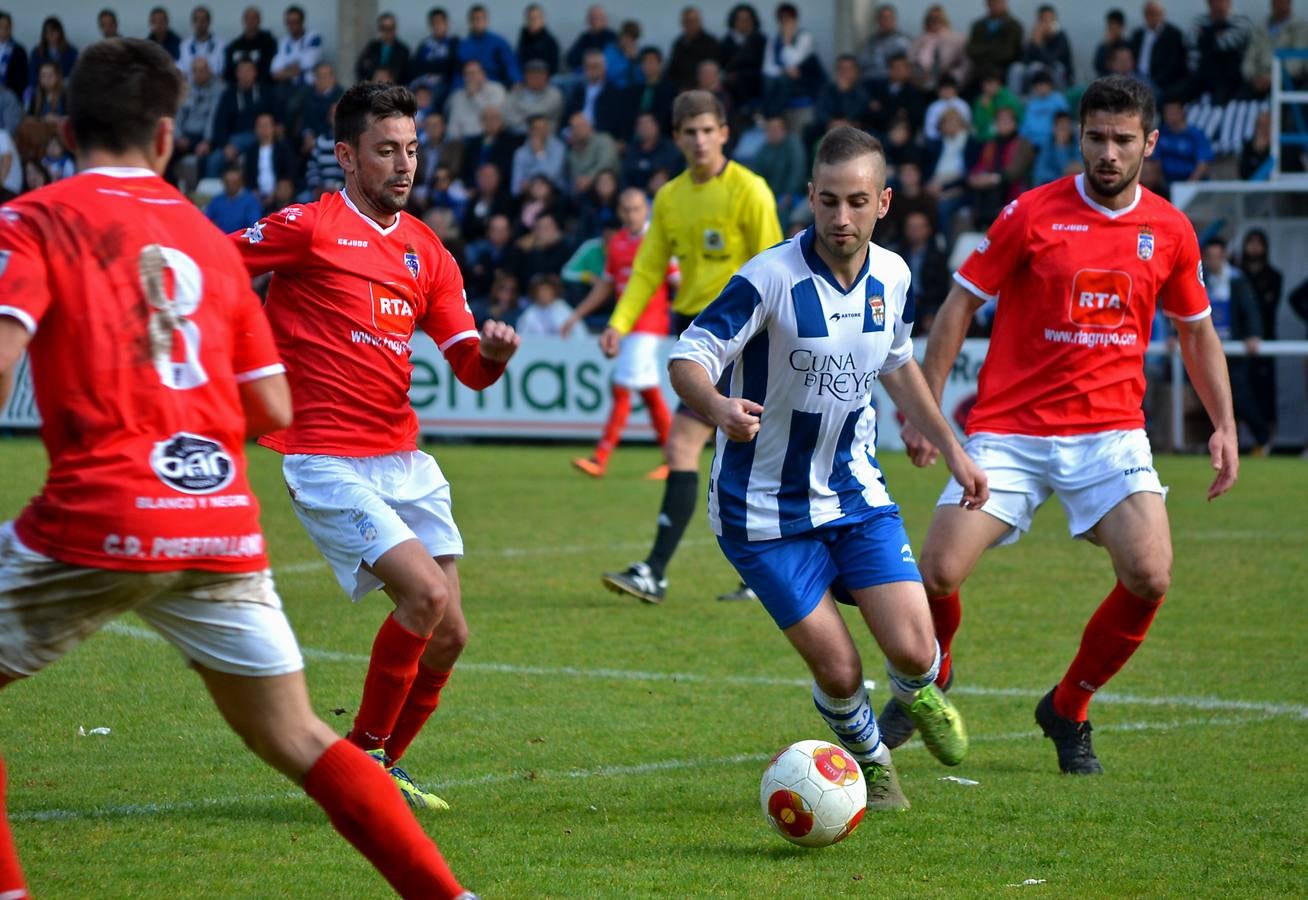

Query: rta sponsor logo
[789,349,875,401]
[337,237,369,248]
[370,281,417,336]
[1068,268,1133,329]
[150,433,235,495]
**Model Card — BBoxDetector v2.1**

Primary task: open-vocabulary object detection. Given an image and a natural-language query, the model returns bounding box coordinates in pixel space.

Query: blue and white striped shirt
[670,227,914,542]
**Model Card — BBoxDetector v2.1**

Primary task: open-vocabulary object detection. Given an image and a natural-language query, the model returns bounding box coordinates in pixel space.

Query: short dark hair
[812,125,885,175]
[1107,9,1125,26]
[428,7,447,21]
[0,12,10,28]
[68,38,183,155]
[149,6,167,17]
[1203,236,1227,251]
[672,89,726,129]
[334,82,417,147]
[639,45,663,62]
[286,5,305,20]
[1079,74,1156,132]
[98,8,117,23]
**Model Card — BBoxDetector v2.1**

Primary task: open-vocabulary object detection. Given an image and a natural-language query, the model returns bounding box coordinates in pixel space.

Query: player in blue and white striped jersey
[669,127,989,810]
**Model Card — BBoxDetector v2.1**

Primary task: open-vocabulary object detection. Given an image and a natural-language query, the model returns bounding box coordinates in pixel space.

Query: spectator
[178,5,224,86]
[605,20,644,89]
[425,164,470,220]
[459,4,520,88]
[893,209,951,334]
[1242,0,1308,95]
[422,205,467,268]
[39,133,73,181]
[566,48,632,138]
[867,53,927,136]
[271,5,322,87]
[566,111,620,195]
[719,4,766,110]
[416,111,463,194]
[1202,236,1269,452]
[1189,0,1255,103]
[882,113,926,179]
[633,47,677,133]
[411,7,460,97]
[97,8,119,39]
[909,4,969,90]
[516,171,573,233]
[207,59,275,177]
[1235,228,1283,441]
[0,123,19,198]
[21,157,48,192]
[876,159,937,246]
[465,212,515,299]
[1237,109,1301,176]
[0,82,19,135]
[505,59,565,132]
[695,59,734,125]
[567,4,618,73]
[356,12,410,85]
[204,166,263,232]
[924,106,980,239]
[462,161,515,240]
[516,274,574,336]
[576,168,622,237]
[172,56,223,192]
[1093,9,1131,77]
[621,111,683,190]
[762,2,824,116]
[511,114,567,194]
[30,16,76,82]
[1156,98,1214,185]
[971,69,1023,141]
[749,116,806,223]
[1032,110,1082,185]
[460,105,521,187]
[147,7,181,61]
[858,4,912,86]
[224,6,278,84]
[242,111,295,210]
[445,59,508,140]
[302,103,345,198]
[965,0,1023,91]
[512,212,573,286]
[296,62,343,151]
[517,4,560,75]
[667,6,721,91]
[967,105,1032,225]
[24,60,65,119]
[1019,69,1069,148]
[817,54,871,131]
[476,271,526,326]
[1015,4,1073,91]
[1131,1,1190,101]
[0,11,28,100]
[923,74,972,140]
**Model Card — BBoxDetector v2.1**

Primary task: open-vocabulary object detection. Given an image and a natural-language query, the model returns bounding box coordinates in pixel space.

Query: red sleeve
[229,203,317,277]
[231,281,285,383]
[1159,219,1211,321]
[954,197,1030,300]
[0,205,53,334]
[443,339,506,390]
[419,245,479,351]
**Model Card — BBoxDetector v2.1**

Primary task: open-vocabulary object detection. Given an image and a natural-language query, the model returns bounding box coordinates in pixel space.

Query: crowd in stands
[0,1,1306,343]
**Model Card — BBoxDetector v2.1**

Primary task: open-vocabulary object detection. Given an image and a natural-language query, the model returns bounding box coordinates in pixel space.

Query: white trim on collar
[1074,173,1141,219]
[341,189,401,236]
[81,167,156,178]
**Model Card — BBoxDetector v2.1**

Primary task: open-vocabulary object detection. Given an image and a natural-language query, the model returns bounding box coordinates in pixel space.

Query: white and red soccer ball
[760,740,867,847]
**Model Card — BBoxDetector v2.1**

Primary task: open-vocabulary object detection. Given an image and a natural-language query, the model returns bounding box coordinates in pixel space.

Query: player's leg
[574,382,632,477]
[0,726,23,900]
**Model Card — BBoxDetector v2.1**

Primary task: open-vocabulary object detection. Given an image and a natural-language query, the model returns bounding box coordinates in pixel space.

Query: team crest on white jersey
[867,293,885,328]
[1137,226,1154,261]
[242,222,265,244]
[404,245,420,278]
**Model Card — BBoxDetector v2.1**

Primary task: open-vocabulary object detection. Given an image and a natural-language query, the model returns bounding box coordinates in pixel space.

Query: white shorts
[613,332,663,389]
[938,429,1167,546]
[283,451,463,601]
[0,522,303,680]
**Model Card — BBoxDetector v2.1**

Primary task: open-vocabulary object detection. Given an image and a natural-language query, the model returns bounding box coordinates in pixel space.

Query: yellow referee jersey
[608,160,782,334]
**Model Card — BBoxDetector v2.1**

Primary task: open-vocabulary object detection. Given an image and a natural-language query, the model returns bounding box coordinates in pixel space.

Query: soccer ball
[759,740,867,847]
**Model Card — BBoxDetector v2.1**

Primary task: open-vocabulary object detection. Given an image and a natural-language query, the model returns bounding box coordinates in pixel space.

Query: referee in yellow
[600,90,782,604]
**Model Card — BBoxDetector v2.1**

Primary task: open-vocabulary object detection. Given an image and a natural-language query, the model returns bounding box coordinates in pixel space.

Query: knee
[426,613,469,657]
[884,630,938,680]
[918,550,965,599]
[1120,564,1170,603]
[813,659,863,700]
[394,578,451,636]
[234,717,338,781]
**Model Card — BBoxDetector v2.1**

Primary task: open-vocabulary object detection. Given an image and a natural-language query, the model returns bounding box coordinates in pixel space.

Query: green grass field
[2,438,1305,898]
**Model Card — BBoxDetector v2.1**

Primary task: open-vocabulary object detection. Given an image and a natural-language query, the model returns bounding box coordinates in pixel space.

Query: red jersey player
[232,82,519,809]
[0,40,475,899]
[890,76,1239,775]
[563,187,676,479]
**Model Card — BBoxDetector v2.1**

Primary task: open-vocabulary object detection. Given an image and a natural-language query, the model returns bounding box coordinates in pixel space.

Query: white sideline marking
[99,622,1308,719]
[6,714,1275,824]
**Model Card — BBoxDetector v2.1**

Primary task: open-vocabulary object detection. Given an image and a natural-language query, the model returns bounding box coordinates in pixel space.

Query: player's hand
[1207,426,1239,500]
[714,398,764,443]
[480,320,520,362]
[599,326,622,358]
[901,421,941,467]
[945,449,989,510]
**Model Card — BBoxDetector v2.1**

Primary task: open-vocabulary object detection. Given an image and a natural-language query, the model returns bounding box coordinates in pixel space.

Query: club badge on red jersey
[404,244,420,279]
[1137,226,1154,261]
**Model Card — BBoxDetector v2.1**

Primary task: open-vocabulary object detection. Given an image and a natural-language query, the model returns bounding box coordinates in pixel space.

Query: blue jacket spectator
[1032,112,1080,185]
[621,112,683,190]
[1155,100,1214,183]
[565,49,634,139]
[566,6,617,72]
[30,17,76,82]
[411,8,460,85]
[147,7,182,61]
[459,5,521,87]
[1018,71,1068,148]
[604,21,644,89]
[205,169,264,233]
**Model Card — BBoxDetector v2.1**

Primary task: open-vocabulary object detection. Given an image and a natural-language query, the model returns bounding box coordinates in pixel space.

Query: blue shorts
[716,510,922,630]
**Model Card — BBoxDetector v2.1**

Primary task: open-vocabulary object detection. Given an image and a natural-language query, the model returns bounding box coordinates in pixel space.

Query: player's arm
[0,211,51,410]
[239,372,292,436]
[228,203,316,277]
[229,275,292,436]
[562,276,613,338]
[0,315,31,410]
[669,358,761,442]
[425,249,520,389]
[603,197,673,351]
[1175,314,1238,500]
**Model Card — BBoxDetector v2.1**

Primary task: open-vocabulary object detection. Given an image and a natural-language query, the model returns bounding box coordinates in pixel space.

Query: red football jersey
[233,191,478,456]
[0,168,283,572]
[604,226,674,336]
[955,175,1210,436]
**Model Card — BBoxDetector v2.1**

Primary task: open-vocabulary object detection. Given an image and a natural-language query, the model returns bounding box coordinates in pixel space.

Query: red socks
[351,615,430,751]
[595,385,633,466]
[1055,580,1163,721]
[640,387,672,446]
[387,666,452,763]
[304,740,464,899]
[0,756,27,899]
[928,590,962,687]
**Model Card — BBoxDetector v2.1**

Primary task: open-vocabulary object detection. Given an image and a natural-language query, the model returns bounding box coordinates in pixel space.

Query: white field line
[99,622,1308,720]
[8,714,1275,824]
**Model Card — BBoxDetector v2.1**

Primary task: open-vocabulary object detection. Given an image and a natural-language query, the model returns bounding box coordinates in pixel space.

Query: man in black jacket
[224,6,278,84]
[1130,1,1189,100]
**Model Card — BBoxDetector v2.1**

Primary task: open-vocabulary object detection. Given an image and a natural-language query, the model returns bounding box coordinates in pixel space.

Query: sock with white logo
[812,682,886,767]
[886,641,943,706]
[645,471,697,579]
